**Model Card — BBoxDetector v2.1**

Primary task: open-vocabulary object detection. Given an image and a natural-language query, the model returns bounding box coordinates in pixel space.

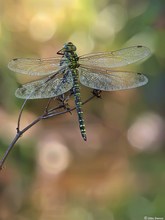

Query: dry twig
[0,90,101,170]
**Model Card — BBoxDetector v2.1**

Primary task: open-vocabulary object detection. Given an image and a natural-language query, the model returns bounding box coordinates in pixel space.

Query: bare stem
[0,92,98,170]
[17,97,29,132]
[0,116,43,170]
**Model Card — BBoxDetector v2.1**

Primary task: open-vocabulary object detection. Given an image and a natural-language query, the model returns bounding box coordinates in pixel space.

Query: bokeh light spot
[38,137,71,175]
[127,112,164,151]
[69,31,94,54]
[29,13,56,42]
[93,4,127,40]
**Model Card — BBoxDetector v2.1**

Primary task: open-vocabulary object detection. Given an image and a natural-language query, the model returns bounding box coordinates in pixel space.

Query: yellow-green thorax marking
[57,42,87,141]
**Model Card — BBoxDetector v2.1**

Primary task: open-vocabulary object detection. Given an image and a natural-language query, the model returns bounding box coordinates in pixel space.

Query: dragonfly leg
[57,94,72,114]
[92,89,102,98]
[57,50,64,55]
[44,98,53,114]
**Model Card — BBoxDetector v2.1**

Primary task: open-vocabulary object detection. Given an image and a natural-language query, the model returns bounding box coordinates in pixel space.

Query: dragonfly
[8,42,151,141]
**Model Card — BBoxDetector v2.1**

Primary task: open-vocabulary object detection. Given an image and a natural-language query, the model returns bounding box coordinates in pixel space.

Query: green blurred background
[0,0,165,219]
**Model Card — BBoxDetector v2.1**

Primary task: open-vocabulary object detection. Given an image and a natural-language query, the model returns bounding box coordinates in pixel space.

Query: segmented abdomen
[71,69,87,141]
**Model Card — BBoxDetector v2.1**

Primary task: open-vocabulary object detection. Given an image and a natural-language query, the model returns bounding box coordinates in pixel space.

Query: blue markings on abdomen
[72,69,87,141]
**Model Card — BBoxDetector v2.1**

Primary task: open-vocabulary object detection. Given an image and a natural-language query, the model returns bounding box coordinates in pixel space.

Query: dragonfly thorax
[57,42,79,68]
[65,52,79,68]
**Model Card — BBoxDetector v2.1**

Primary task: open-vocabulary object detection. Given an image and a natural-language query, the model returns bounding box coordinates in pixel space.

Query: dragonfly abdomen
[71,69,87,141]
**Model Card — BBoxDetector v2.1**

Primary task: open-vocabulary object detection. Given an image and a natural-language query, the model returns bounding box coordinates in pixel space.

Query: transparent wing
[79,46,151,69]
[79,68,148,91]
[15,70,73,99]
[8,57,66,76]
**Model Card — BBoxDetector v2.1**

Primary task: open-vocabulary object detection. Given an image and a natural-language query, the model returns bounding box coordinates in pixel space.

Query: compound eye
[68,42,76,51]
[63,42,76,51]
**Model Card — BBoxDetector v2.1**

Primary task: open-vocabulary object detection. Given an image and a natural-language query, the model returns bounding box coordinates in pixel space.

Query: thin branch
[0,91,99,170]
[43,92,96,119]
[17,97,29,133]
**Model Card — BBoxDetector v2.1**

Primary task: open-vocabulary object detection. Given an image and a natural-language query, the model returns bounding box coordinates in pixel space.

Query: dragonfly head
[57,42,77,55]
[63,42,77,52]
